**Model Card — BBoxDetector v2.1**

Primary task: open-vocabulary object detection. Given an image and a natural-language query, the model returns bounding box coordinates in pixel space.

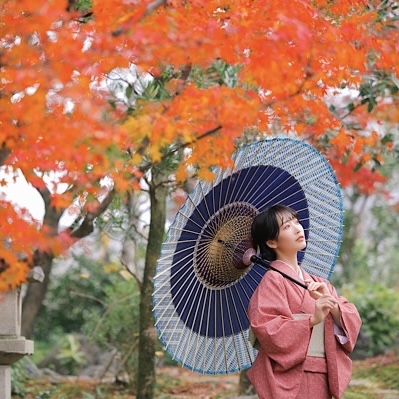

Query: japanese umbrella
[153,137,343,375]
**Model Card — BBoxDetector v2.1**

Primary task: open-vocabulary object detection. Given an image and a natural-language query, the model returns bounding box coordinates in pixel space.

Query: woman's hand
[310,295,338,326]
[305,279,330,300]
[305,280,343,327]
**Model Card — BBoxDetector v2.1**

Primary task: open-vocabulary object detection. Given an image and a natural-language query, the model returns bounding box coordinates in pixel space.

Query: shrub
[33,255,119,342]
[341,282,399,358]
[11,359,27,397]
[82,274,141,383]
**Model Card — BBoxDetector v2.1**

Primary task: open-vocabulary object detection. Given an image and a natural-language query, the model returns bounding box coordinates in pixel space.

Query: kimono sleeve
[248,271,312,370]
[325,280,362,353]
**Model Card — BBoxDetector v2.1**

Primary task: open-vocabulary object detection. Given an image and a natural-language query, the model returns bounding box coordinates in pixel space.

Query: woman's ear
[266,239,277,249]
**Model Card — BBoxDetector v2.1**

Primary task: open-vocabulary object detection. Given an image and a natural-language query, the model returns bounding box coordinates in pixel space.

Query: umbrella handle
[250,255,309,290]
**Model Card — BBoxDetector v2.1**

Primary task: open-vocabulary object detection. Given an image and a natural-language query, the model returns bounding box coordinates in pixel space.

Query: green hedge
[341,282,399,358]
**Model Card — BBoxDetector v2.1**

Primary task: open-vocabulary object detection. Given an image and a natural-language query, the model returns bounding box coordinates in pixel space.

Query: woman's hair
[251,204,299,261]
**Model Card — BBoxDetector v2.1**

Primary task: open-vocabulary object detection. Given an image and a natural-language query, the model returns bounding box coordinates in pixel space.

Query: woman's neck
[276,256,299,273]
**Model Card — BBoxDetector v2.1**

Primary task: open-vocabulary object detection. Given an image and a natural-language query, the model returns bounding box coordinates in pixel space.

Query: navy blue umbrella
[153,138,343,374]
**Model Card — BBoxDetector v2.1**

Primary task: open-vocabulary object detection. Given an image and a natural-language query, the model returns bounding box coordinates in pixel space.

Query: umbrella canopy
[153,138,343,374]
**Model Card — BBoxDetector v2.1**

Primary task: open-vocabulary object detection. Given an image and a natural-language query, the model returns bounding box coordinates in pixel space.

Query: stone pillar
[0,289,34,399]
[0,366,11,399]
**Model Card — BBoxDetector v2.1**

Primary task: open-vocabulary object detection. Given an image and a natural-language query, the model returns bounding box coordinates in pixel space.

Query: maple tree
[1,0,398,290]
[1,0,399,396]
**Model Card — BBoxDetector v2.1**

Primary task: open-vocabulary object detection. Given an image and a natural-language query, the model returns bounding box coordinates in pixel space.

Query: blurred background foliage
[342,282,399,358]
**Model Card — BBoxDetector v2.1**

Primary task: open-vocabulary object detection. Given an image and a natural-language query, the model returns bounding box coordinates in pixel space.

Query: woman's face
[267,212,306,255]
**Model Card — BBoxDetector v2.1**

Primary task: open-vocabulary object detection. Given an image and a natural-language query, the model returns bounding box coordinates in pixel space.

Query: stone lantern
[0,266,43,399]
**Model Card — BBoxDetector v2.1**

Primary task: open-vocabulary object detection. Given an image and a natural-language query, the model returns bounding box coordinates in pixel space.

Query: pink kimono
[247,260,361,399]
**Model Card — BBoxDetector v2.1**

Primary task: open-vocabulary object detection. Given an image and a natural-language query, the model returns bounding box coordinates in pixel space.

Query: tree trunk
[121,190,145,282]
[136,173,167,399]
[21,252,54,338]
[20,185,115,338]
[238,370,255,396]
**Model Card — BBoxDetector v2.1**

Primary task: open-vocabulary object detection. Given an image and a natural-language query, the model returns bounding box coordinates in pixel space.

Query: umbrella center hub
[193,202,258,289]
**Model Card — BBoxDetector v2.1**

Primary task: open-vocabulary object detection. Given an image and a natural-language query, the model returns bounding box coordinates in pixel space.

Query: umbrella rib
[156,242,196,265]
[162,278,202,350]
[222,165,239,209]
[228,152,252,205]
[301,213,342,224]
[241,140,283,193]
[259,186,305,211]
[180,182,223,241]
[246,266,266,282]
[249,167,289,207]
[239,276,257,303]
[247,182,342,223]
[231,281,257,364]
[239,164,283,206]
[235,139,293,205]
[227,142,276,206]
[194,180,219,233]
[187,180,220,239]
[285,197,310,212]
[180,284,207,368]
[158,238,198,248]
[301,261,335,275]
[154,237,215,283]
[153,250,196,282]
[219,163,240,215]
[304,225,343,231]
[223,287,241,369]
[302,210,343,222]
[298,249,337,257]
[300,197,342,214]
[226,285,252,368]
[167,225,216,242]
[213,173,220,232]
[214,304,218,373]
[154,272,199,339]
[305,252,340,263]
[238,164,275,205]
[153,269,194,323]
[194,287,211,372]
[289,155,334,182]
[218,163,250,230]
[251,169,305,210]
[198,180,214,221]
[242,156,340,214]
[303,190,342,209]
[153,252,199,304]
[305,239,343,243]
[204,288,213,373]
[152,273,174,308]
[278,189,342,220]
[217,170,224,218]
[266,185,304,209]
[218,289,228,373]
[175,208,208,233]
[213,291,218,372]
[185,181,214,229]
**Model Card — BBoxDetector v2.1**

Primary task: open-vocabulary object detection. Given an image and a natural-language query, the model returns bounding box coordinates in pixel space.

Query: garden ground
[17,351,399,399]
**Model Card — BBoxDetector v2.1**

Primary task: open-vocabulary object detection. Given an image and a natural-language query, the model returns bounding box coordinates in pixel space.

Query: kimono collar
[270,260,304,281]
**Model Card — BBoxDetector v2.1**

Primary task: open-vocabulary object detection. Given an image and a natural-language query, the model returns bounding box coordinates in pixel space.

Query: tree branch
[0,143,10,167]
[112,0,166,36]
[144,0,166,17]
[70,188,116,238]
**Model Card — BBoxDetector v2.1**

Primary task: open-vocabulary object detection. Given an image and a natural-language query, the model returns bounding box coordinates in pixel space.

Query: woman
[247,204,361,399]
